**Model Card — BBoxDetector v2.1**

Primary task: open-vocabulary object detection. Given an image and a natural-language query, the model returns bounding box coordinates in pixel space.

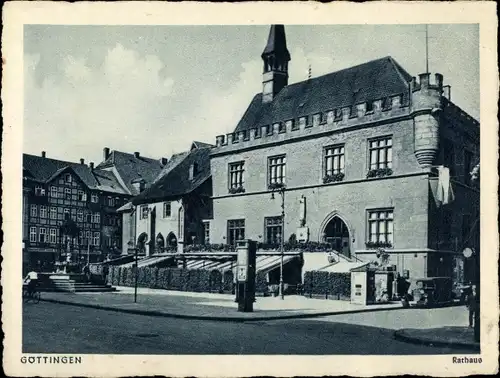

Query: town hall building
[208,25,480,282]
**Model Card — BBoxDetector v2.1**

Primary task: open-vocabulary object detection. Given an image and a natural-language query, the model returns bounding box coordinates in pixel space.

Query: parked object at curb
[411,277,453,307]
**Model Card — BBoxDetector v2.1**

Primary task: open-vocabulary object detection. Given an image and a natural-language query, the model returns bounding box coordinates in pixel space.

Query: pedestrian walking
[466,285,477,328]
[102,264,110,284]
[83,264,91,282]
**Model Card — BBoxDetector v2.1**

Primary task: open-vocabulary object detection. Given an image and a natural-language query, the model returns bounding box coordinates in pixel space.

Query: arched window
[137,232,148,254]
[156,233,165,251]
[167,232,177,248]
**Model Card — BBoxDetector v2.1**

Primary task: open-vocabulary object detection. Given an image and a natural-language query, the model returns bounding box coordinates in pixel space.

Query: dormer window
[366,101,374,113]
[65,173,72,183]
[189,163,199,181]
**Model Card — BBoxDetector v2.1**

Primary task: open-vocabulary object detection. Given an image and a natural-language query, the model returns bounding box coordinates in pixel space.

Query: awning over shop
[257,255,298,274]
[180,254,300,274]
[319,261,370,273]
[121,254,175,268]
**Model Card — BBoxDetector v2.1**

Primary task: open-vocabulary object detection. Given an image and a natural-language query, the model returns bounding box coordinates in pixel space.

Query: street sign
[237,266,247,281]
[237,249,248,267]
[462,247,474,258]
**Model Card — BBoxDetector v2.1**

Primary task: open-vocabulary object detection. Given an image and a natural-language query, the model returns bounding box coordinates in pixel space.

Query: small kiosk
[350,264,377,305]
[235,239,257,312]
[350,263,396,305]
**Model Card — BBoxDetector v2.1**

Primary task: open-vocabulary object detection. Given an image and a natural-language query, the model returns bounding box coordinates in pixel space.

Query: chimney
[160,157,168,166]
[443,85,451,100]
[134,152,140,158]
[80,158,85,165]
[89,162,94,170]
[103,147,110,161]
[41,151,46,158]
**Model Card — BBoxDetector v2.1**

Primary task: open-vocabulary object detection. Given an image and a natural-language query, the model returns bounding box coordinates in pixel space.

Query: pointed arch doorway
[323,216,351,258]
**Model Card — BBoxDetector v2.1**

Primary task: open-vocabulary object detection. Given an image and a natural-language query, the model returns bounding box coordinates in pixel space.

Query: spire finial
[308,64,312,80]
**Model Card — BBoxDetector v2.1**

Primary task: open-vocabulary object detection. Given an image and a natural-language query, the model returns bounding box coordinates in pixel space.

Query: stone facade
[208,32,480,283]
[134,199,184,255]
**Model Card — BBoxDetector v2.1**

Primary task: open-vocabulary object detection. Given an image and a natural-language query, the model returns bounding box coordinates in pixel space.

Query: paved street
[308,305,470,329]
[23,302,469,355]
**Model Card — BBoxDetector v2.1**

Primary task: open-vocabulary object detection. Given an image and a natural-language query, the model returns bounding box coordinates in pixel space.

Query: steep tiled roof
[23,153,128,194]
[97,151,163,195]
[92,169,128,194]
[151,151,190,185]
[132,145,211,205]
[23,154,85,182]
[191,141,214,150]
[234,56,412,132]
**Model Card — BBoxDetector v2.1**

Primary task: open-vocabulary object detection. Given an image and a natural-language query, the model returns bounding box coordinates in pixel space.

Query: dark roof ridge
[151,150,190,185]
[284,55,400,92]
[233,55,413,133]
[23,153,84,167]
[112,150,159,161]
[387,56,412,87]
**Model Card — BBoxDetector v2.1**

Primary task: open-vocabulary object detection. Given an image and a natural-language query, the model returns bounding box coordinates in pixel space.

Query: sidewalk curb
[393,330,480,351]
[39,297,403,322]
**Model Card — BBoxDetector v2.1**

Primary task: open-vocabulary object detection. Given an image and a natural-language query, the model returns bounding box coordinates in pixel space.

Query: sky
[24,24,479,164]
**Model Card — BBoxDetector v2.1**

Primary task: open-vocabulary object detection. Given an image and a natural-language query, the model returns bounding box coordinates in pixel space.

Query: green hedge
[107,266,290,296]
[109,266,231,293]
[222,270,234,293]
[303,270,351,300]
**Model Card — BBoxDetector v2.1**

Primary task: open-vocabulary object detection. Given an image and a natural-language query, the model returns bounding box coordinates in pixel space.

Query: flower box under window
[323,172,345,184]
[366,167,393,178]
[228,186,245,194]
[365,240,393,249]
[268,182,285,190]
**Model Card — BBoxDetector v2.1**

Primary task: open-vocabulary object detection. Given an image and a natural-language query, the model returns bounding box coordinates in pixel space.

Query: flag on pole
[436,166,455,205]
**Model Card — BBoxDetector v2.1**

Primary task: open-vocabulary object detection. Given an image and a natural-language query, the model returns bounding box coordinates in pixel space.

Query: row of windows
[228,136,393,190]
[223,210,476,247]
[227,217,287,245]
[35,185,123,205]
[140,202,172,220]
[226,209,394,246]
[29,226,102,245]
[30,205,101,223]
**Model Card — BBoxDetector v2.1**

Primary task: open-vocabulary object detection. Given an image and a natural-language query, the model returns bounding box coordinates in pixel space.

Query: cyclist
[24,269,39,297]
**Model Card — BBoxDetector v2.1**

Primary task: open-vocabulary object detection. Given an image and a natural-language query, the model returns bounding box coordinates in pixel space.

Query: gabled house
[22,148,163,272]
[122,142,213,256]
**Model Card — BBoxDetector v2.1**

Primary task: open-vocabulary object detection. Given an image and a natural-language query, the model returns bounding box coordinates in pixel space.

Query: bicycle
[23,285,41,304]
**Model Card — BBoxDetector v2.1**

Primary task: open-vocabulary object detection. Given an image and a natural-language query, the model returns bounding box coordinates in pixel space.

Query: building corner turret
[411,72,444,168]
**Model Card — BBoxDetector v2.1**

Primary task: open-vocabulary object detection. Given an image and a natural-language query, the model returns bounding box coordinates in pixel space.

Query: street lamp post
[271,186,285,300]
[134,246,139,303]
[463,247,480,343]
